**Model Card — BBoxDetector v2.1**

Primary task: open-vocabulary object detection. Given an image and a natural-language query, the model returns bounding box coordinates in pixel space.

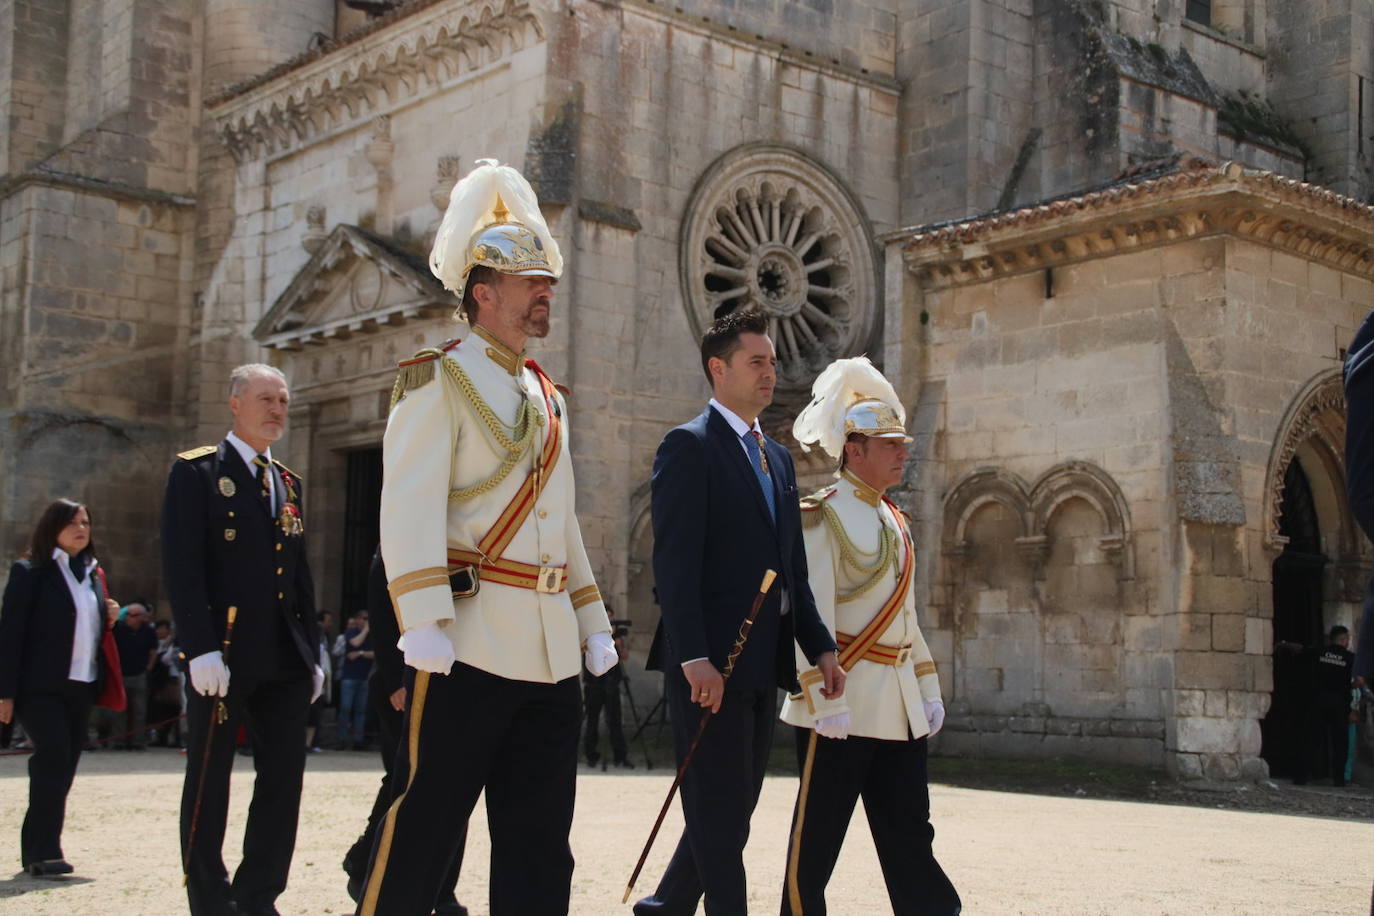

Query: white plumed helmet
[429,158,563,314]
[792,356,910,460]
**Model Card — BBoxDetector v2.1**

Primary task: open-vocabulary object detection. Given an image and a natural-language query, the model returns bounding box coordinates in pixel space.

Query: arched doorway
[1258,368,1364,779]
[1262,458,1326,777]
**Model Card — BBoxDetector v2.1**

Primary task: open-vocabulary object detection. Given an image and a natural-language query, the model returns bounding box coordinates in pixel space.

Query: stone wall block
[1211,613,1245,652]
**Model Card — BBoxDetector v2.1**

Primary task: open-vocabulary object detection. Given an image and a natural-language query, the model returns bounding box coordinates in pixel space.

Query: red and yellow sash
[447,361,565,590]
[836,498,914,671]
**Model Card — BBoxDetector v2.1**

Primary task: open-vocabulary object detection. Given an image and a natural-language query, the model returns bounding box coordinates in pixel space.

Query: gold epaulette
[176,445,216,461]
[800,486,836,528]
[390,347,449,410]
[271,459,302,480]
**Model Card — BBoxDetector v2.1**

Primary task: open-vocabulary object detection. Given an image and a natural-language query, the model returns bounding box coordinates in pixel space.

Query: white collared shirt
[708,397,765,465]
[226,431,277,514]
[54,548,100,683]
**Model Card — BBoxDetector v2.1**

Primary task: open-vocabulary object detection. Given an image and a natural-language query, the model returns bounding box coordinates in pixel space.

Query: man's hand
[682,658,724,714]
[0,698,12,725]
[389,687,406,712]
[584,632,618,676]
[815,712,850,740]
[311,665,324,703]
[105,599,120,625]
[923,698,945,737]
[189,651,230,697]
[816,652,846,700]
[398,621,455,674]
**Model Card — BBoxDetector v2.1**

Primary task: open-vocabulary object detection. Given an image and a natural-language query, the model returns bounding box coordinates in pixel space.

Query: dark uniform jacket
[0,559,112,699]
[646,406,835,691]
[161,441,318,678]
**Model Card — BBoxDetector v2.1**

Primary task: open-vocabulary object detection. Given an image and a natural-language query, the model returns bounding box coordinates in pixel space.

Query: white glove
[923,699,945,737]
[815,712,850,740]
[397,621,455,674]
[311,665,324,703]
[188,651,230,698]
[584,632,618,677]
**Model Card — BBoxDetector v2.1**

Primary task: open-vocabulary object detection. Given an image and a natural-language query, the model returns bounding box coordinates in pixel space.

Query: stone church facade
[4,0,1374,779]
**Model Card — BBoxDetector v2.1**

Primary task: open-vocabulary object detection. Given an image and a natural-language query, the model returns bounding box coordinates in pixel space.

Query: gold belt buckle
[536,566,566,594]
[895,645,912,665]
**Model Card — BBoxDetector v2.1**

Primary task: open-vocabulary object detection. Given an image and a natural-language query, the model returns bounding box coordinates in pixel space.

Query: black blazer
[646,406,835,691]
[0,559,111,699]
[160,441,318,678]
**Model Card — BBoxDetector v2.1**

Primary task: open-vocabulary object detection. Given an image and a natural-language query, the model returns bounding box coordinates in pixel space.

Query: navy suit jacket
[160,440,318,679]
[646,406,835,691]
[0,559,112,699]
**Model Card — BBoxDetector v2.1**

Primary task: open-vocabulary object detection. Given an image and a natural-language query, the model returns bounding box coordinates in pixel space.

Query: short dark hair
[699,310,769,384]
[26,498,94,569]
[1331,625,1350,640]
[461,266,499,323]
[838,431,868,471]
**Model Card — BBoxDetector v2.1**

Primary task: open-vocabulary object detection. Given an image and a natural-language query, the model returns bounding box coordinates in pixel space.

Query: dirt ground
[0,747,1370,915]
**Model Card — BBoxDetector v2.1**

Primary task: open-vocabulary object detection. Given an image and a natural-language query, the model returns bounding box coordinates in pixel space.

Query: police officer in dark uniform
[161,363,323,916]
[1314,626,1356,787]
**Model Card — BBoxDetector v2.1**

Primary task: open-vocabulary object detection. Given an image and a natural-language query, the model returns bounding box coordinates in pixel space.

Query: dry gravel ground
[0,747,1370,915]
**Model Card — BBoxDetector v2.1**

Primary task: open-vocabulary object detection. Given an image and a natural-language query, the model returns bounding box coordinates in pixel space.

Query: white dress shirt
[226,431,276,514]
[54,548,100,683]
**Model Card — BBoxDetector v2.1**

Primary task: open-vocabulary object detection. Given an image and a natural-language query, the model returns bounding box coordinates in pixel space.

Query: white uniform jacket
[781,475,943,740]
[380,331,609,684]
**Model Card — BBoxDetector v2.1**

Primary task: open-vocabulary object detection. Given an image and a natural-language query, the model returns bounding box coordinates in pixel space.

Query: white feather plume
[429,158,563,298]
[792,356,905,458]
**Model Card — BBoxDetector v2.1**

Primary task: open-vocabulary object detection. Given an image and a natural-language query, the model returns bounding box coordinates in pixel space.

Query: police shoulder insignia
[177,445,216,461]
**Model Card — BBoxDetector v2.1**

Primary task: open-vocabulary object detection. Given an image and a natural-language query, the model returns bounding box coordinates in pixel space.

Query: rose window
[681,146,879,390]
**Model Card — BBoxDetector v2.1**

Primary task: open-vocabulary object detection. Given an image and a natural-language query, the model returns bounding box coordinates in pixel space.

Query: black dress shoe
[434,901,469,916]
[27,859,74,877]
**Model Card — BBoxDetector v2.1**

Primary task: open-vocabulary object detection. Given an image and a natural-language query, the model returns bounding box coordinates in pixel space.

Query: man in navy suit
[635,310,845,915]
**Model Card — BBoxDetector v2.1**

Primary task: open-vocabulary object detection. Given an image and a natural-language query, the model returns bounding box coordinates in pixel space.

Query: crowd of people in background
[3,600,634,762]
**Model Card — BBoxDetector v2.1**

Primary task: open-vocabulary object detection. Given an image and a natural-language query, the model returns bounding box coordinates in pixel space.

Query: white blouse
[53,548,101,683]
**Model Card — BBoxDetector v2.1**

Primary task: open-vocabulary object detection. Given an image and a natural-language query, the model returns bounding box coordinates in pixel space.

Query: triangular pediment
[254,224,457,350]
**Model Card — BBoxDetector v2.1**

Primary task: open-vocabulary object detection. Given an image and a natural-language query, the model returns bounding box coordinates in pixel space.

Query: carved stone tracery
[1263,370,1347,550]
[681,145,879,391]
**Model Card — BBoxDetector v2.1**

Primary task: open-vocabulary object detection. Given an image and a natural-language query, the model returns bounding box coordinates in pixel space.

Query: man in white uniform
[356,160,617,916]
[780,357,961,915]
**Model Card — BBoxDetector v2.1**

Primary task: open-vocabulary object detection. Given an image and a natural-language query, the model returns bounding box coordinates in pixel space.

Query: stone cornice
[902,162,1374,288]
[0,166,195,208]
[209,0,543,163]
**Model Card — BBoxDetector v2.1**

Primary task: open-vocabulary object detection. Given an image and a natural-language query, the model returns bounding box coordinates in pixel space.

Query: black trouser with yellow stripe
[356,661,581,916]
[780,728,960,916]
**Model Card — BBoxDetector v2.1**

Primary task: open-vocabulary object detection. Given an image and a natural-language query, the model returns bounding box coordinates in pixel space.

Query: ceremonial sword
[182,605,238,886]
[622,569,778,904]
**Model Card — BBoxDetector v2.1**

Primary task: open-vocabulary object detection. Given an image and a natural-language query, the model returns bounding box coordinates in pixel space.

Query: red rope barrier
[0,712,188,757]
